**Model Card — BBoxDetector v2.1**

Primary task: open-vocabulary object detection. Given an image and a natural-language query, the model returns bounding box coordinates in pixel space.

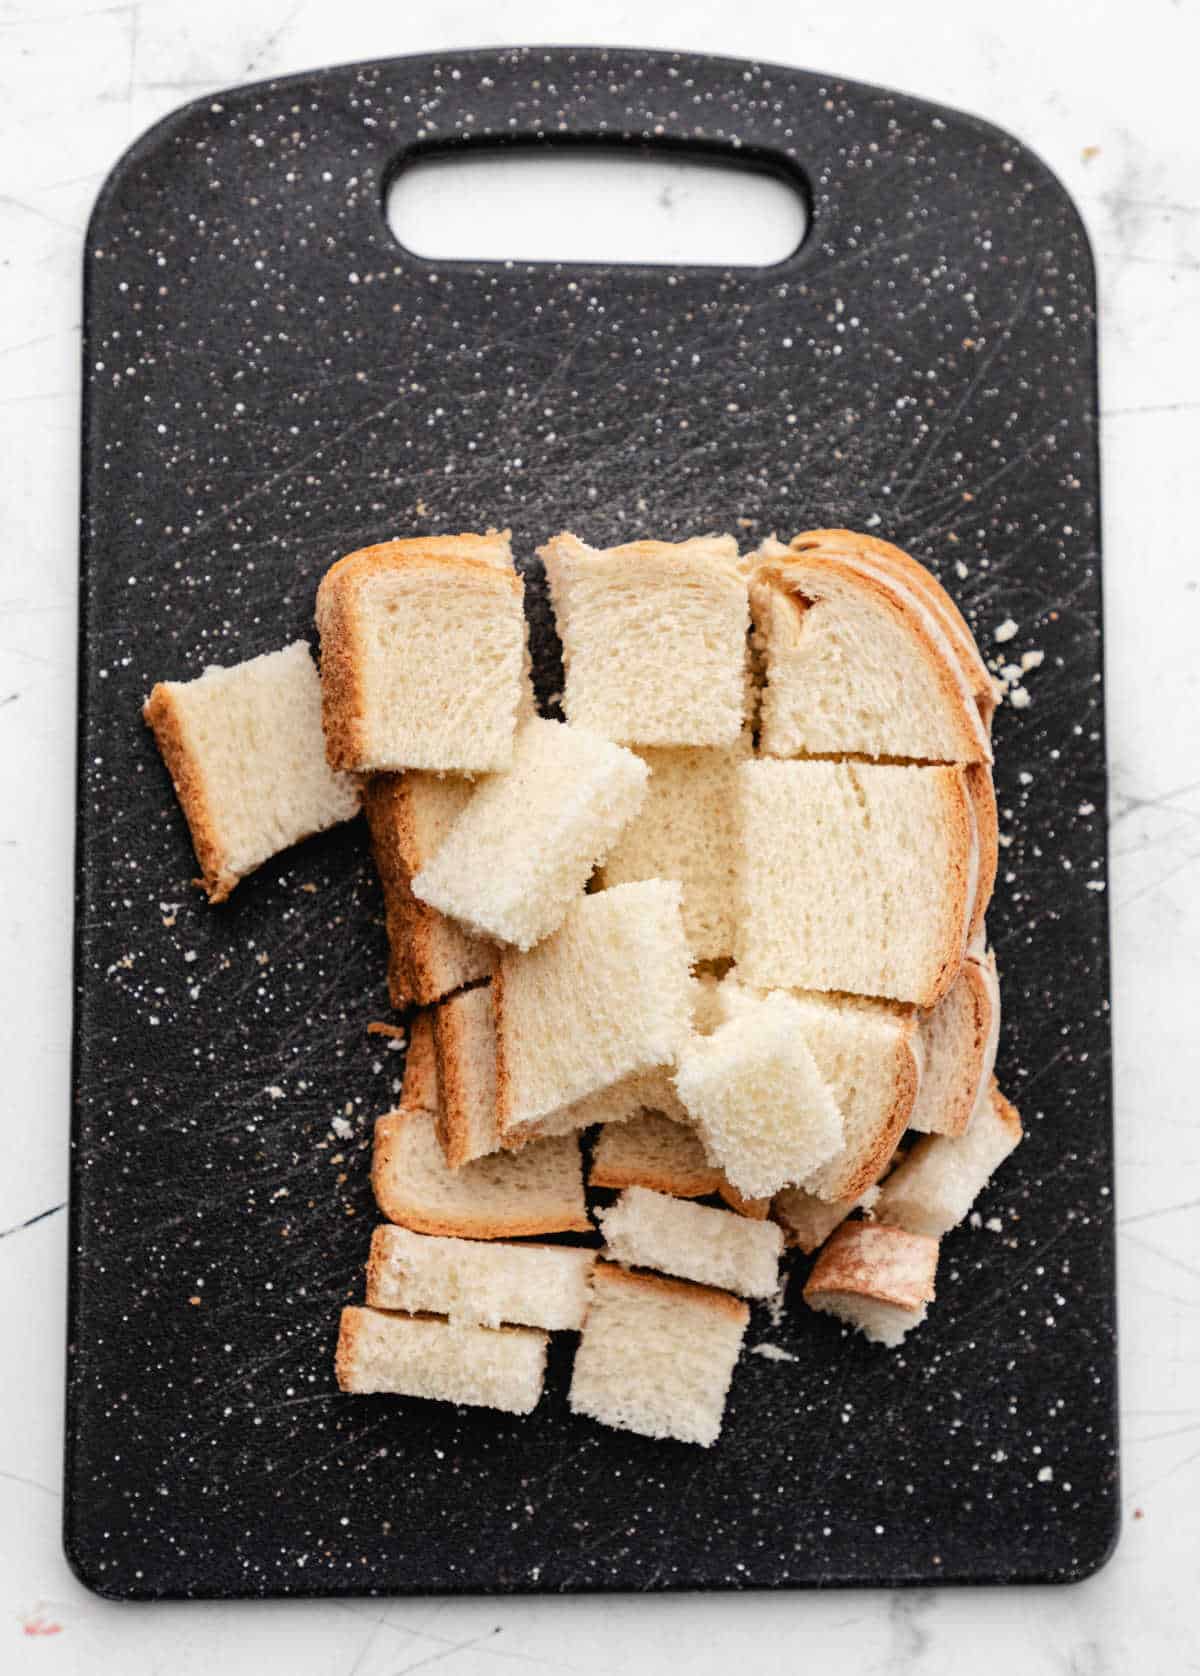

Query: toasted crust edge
[803,1222,939,1312]
[143,683,238,902]
[817,1011,922,1202]
[591,1258,750,1325]
[965,763,999,949]
[431,984,499,1171]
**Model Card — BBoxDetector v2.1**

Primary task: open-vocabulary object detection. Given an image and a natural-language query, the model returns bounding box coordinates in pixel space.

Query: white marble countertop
[2,0,1197,1669]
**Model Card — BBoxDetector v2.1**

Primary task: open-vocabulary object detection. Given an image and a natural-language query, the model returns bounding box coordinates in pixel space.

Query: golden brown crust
[965,763,999,948]
[143,684,237,902]
[835,1018,922,1201]
[314,570,367,774]
[923,960,992,1139]
[919,765,975,1010]
[990,1079,1023,1139]
[804,1221,938,1311]
[364,1226,390,1307]
[334,1305,365,1391]
[591,1258,750,1324]
[399,1012,439,1113]
[431,985,497,1171]
[717,1183,772,1220]
[590,1154,719,1198]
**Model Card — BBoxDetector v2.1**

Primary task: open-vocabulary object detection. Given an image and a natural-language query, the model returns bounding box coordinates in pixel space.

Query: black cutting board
[67,46,1116,1598]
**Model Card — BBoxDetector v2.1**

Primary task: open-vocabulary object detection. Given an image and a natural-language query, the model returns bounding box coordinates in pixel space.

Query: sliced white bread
[673,988,844,1199]
[540,531,749,747]
[366,1225,596,1330]
[735,758,976,1008]
[413,717,649,951]
[335,1305,547,1413]
[431,983,501,1168]
[362,772,493,1008]
[143,641,361,902]
[909,950,1000,1137]
[596,736,750,962]
[772,1183,883,1254]
[598,1186,783,1298]
[400,1010,439,1112]
[316,531,526,773]
[370,1108,590,1238]
[590,1110,726,1200]
[874,1081,1023,1237]
[803,1222,939,1348]
[494,879,693,1132]
[568,1262,749,1447]
[749,535,991,763]
[965,763,999,949]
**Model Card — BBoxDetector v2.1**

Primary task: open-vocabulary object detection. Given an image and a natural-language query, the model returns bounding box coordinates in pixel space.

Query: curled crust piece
[143,682,232,901]
[803,1221,939,1347]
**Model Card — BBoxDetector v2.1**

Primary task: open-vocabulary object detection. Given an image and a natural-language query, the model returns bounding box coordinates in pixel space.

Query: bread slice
[371,1108,590,1237]
[772,1183,882,1254]
[591,1110,725,1199]
[735,758,976,1007]
[909,950,1000,1137]
[568,1262,749,1447]
[400,1010,439,1112]
[875,1081,1023,1237]
[803,1222,939,1347]
[366,1225,596,1329]
[143,641,360,902]
[598,1186,783,1298]
[749,535,991,763]
[673,988,844,1199]
[413,718,649,950]
[596,736,750,961]
[494,879,693,1131]
[335,1305,547,1413]
[431,983,501,1168]
[316,531,526,773]
[362,773,493,1007]
[540,531,749,747]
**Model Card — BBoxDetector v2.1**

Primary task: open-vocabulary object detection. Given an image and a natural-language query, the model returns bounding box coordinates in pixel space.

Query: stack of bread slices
[144,526,1024,1448]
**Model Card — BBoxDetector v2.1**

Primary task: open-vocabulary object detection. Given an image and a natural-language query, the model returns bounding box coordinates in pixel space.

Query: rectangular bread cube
[366,1225,596,1329]
[432,983,501,1168]
[598,1186,783,1298]
[569,1262,749,1447]
[735,758,977,1007]
[316,531,526,773]
[874,1081,1022,1237]
[413,718,649,950]
[363,772,494,1007]
[540,531,749,747]
[335,1305,547,1413]
[143,640,360,902]
[909,949,1000,1136]
[803,1222,939,1348]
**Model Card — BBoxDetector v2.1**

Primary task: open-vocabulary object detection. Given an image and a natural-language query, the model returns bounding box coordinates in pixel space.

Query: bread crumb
[752,1343,798,1363]
[1009,687,1031,709]
[1037,1465,1053,1483]
[985,1216,1004,1232]
[994,619,1018,643]
[331,1115,354,1140]
[955,560,968,579]
[1020,649,1044,671]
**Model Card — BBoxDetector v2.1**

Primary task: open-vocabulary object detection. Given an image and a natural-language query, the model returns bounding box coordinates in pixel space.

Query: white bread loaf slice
[371,1108,590,1237]
[413,718,649,950]
[735,758,976,1007]
[772,1183,882,1254]
[568,1262,749,1447]
[400,1010,439,1112]
[335,1305,547,1413]
[598,1186,783,1298]
[366,1225,596,1330]
[673,988,844,1199]
[596,736,750,961]
[749,535,991,763]
[494,879,692,1131]
[909,950,1000,1137]
[432,983,501,1168]
[589,1111,771,1219]
[540,531,749,747]
[875,1081,1023,1236]
[316,531,526,773]
[362,773,493,1007]
[803,1222,939,1347]
[143,641,360,902]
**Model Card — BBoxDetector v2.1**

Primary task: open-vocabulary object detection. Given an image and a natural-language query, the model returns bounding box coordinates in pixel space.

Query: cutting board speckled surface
[68,46,1116,1598]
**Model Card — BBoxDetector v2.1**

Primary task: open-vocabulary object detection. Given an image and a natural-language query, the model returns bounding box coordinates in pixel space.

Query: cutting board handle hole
[385,142,808,268]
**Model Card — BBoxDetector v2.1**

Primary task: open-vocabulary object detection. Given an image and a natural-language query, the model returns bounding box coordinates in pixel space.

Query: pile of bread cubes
[144,526,1022,1449]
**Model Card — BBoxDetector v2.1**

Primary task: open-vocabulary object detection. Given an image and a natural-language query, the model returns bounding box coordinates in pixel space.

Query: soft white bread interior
[909,950,1000,1137]
[874,1080,1022,1237]
[673,987,844,1199]
[772,1183,882,1254]
[596,735,750,961]
[735,758,976,1007]
[316,532,526,773]
[494,879,693,1131]
[335,1305,547,1413]
[366,1224,596,1329]
[540,531,749,747]
[362,772,493,1007]
[803,1221,939,1348]
[144,641,361,902]
[371,1108,590,1238]
[598,1186,783,1298]
[431,983,502,1168]
[568,1262,749,1447]
[413,717,649,950]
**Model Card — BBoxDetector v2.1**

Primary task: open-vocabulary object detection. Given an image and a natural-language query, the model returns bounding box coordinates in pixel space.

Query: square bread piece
[432,982,502,1168]
[335,1306,547,1414]
[874,1081,1022,1237]
[596,737,750,962]
[735,758,976,1008]
[598,1187,783,1298]
[143,640,360,902]
[539,531,749,747]
[803,1222,939,1348]
[413,718,649,951]
[316,531,526,773]
[363,773,493,1008]
[569,1263,749,1447]
[366,1225,596,1330]
[494,879,692,1132]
